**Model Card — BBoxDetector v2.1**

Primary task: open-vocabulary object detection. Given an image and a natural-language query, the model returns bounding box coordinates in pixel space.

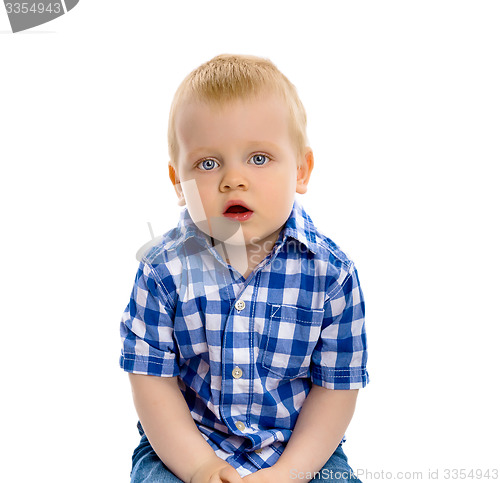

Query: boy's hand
[242,466,289,482]
[191,457,244,483]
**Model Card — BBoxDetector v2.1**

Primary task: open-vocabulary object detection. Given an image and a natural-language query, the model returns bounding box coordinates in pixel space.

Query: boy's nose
[219,169,249,192]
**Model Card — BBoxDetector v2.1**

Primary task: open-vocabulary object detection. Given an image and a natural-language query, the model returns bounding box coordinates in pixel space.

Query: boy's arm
[277,385,358,473]
[245,385,358,482]
[128,373,243,483]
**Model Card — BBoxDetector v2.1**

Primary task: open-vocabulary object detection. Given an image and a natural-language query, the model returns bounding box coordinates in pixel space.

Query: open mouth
[223,203,254,221]
[225,205,251,214]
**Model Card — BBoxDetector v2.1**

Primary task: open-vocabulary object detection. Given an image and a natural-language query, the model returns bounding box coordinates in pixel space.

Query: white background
[1,1,499,482]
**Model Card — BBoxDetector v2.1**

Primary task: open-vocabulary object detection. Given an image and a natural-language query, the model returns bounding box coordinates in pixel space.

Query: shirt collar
[169,207,210,250]
[279,199,319,255]
[169,199,318,255]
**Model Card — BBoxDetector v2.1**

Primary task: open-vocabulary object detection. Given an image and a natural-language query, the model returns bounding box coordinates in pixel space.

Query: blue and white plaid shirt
[119,200,369,476]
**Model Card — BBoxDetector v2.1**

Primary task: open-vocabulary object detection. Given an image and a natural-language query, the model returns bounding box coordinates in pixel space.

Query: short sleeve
[311,263,369,390]
[119,261,180,377]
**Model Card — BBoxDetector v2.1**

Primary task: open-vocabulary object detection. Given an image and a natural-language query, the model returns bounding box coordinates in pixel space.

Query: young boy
[120,54,368,482]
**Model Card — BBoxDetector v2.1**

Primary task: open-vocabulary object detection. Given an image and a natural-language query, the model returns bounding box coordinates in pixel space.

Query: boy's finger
[218,465,244,482]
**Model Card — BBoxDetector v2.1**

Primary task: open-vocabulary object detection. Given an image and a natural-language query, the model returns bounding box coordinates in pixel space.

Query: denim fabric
[131,433,182,483]
[130,424,362,482]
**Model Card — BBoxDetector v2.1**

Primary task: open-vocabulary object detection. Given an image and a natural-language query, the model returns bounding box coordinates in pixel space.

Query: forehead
[175,92,293,154]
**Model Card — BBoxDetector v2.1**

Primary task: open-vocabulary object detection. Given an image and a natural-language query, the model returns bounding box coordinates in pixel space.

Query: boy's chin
[195,217,247,246]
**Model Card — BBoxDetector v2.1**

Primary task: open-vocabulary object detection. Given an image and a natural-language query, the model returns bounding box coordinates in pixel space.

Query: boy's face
[169,91,313,258]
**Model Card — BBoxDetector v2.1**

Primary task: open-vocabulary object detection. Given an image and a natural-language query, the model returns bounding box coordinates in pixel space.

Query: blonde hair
[168,54,308,167]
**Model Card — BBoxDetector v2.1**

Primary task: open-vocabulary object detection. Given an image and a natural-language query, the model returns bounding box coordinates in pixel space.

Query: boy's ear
[296,148,314,195]
[168,162,186,206]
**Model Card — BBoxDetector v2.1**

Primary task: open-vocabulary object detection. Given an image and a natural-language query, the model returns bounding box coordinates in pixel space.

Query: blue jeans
[130,423,362,482]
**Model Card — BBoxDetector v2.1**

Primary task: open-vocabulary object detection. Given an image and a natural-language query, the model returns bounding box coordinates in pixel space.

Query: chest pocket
[261,303,324,380]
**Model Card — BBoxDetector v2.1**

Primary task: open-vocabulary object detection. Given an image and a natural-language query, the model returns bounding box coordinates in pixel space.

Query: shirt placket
[207,236,286,449]
[220,285,255,437]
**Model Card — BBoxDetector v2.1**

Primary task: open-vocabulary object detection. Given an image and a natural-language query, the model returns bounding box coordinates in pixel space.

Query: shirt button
[235,421,245,431]
[232,367,243,379]
[235,300,246,311]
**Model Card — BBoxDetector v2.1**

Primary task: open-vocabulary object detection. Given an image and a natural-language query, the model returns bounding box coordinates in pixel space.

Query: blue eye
[250,154,269,166]
[198,159,219,171]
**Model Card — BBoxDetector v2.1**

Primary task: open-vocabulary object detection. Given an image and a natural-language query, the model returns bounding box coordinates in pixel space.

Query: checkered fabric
[119,200,369,476]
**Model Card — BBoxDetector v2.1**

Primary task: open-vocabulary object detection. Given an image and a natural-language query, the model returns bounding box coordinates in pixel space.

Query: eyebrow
[247,141,283,152]
[186,147,214,158]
